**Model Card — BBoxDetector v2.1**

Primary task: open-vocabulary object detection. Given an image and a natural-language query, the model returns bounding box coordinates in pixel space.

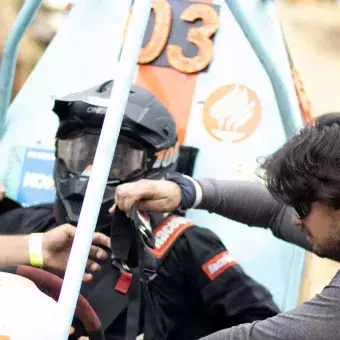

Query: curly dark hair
[258,113,340,208]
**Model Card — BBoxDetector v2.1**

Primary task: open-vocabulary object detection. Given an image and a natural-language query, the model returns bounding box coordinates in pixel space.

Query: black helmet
[54,80,179,181]
[52,80,179,225]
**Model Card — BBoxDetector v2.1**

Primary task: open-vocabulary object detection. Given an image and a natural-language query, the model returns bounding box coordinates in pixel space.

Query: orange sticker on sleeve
[151,215,194,258]
[201,250,238,280]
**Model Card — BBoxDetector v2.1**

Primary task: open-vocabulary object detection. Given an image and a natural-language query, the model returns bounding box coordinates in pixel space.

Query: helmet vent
[163,126,170,136]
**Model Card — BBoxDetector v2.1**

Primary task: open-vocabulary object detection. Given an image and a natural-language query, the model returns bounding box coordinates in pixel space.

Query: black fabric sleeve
[181,227,280,328]
[0,206,55,234]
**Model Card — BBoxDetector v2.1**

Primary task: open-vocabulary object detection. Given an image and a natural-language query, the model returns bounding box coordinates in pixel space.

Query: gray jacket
[197,179,340,340]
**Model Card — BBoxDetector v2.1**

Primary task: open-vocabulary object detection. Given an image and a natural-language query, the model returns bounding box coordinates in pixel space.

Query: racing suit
[0,202,279,339]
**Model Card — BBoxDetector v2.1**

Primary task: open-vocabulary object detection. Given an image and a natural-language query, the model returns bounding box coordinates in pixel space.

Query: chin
[312,244,328,258]
[314,246,340,262]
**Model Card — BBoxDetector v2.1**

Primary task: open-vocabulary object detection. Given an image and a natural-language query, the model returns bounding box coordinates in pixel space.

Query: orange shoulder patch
[201,250,238,280]
[151,215,194,259]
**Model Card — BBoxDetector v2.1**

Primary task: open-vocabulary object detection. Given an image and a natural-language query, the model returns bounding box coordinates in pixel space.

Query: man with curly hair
[114,112,340,340]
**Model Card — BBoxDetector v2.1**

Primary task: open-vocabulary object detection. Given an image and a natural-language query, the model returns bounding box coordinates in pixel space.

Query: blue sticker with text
[17,148,56,206]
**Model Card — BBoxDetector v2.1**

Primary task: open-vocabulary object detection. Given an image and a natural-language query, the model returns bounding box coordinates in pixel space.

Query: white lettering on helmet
[86,106,106,115]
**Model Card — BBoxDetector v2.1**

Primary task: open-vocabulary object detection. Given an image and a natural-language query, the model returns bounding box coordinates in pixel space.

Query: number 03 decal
[128,0,219,74]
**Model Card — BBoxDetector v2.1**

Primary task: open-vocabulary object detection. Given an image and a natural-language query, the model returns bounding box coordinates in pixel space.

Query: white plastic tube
[55,0,153,338]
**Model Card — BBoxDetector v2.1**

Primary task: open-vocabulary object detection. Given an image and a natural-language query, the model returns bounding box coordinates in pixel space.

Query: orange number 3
[167,4,219,74]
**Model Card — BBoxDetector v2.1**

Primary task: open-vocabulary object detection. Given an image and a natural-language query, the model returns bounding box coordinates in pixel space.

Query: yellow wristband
[29,233,44,267]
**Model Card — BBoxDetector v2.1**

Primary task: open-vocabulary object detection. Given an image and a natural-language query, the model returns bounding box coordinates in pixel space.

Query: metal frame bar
[224,0,303,137]
[0,0,43,138]
[55,0,153,338]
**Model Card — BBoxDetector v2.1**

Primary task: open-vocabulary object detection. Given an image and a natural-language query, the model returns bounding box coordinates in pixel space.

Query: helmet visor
[57,134,144,181]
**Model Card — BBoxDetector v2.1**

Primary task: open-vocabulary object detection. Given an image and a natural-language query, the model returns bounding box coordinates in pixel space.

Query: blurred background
[1,0,340,305]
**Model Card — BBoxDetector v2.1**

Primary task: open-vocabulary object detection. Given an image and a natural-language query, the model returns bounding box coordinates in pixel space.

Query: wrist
[182,175,202,208]
[18,235,30,266]
[29,233,45,268]
[165,173,201,210]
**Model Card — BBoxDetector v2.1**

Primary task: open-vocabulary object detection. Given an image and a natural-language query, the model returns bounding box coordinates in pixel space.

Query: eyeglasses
[293,203,312,220]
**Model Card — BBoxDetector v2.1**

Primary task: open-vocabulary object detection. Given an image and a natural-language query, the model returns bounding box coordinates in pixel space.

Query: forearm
[196,179,312,251]
[0,235,30,266]
[197,180,279,226]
